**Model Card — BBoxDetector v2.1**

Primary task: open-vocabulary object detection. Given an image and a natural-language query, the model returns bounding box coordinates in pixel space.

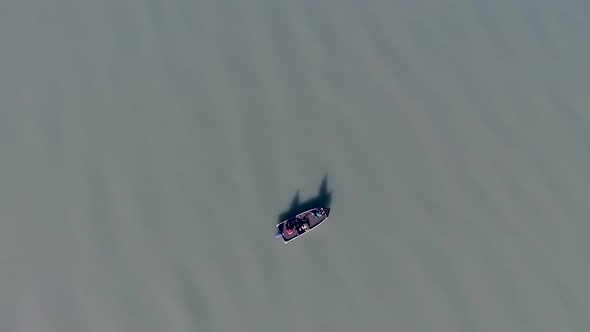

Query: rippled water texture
[1,1,589,331]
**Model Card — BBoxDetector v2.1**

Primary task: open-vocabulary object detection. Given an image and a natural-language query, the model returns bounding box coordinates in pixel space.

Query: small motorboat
[275,207,331,243]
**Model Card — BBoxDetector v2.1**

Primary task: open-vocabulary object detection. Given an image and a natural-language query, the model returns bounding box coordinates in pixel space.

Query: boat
[275,207,331,243]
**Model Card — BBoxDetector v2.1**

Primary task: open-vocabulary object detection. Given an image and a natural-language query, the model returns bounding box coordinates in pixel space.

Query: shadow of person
[277,174,333,223]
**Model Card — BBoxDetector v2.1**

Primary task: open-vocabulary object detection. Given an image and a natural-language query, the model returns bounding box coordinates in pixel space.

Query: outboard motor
[275,232,282,239]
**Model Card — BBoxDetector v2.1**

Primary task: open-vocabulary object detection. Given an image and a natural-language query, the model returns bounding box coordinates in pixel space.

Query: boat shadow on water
[277,174,333,223]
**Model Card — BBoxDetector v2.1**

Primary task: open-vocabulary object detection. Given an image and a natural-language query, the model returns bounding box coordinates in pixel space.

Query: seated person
[285,220,295,234]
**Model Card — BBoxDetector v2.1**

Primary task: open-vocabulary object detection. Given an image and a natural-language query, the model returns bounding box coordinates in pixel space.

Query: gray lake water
[2,1,590,331]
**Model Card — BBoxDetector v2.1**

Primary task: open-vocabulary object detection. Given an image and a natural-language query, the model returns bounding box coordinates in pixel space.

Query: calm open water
[1,1,590,331]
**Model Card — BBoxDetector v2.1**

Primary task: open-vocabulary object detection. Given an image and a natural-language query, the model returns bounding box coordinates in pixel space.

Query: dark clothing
[286,220,294,230]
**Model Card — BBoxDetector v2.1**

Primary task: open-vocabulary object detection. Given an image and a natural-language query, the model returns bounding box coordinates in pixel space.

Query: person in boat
[314,209,323,218]
[285,220,295,235]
